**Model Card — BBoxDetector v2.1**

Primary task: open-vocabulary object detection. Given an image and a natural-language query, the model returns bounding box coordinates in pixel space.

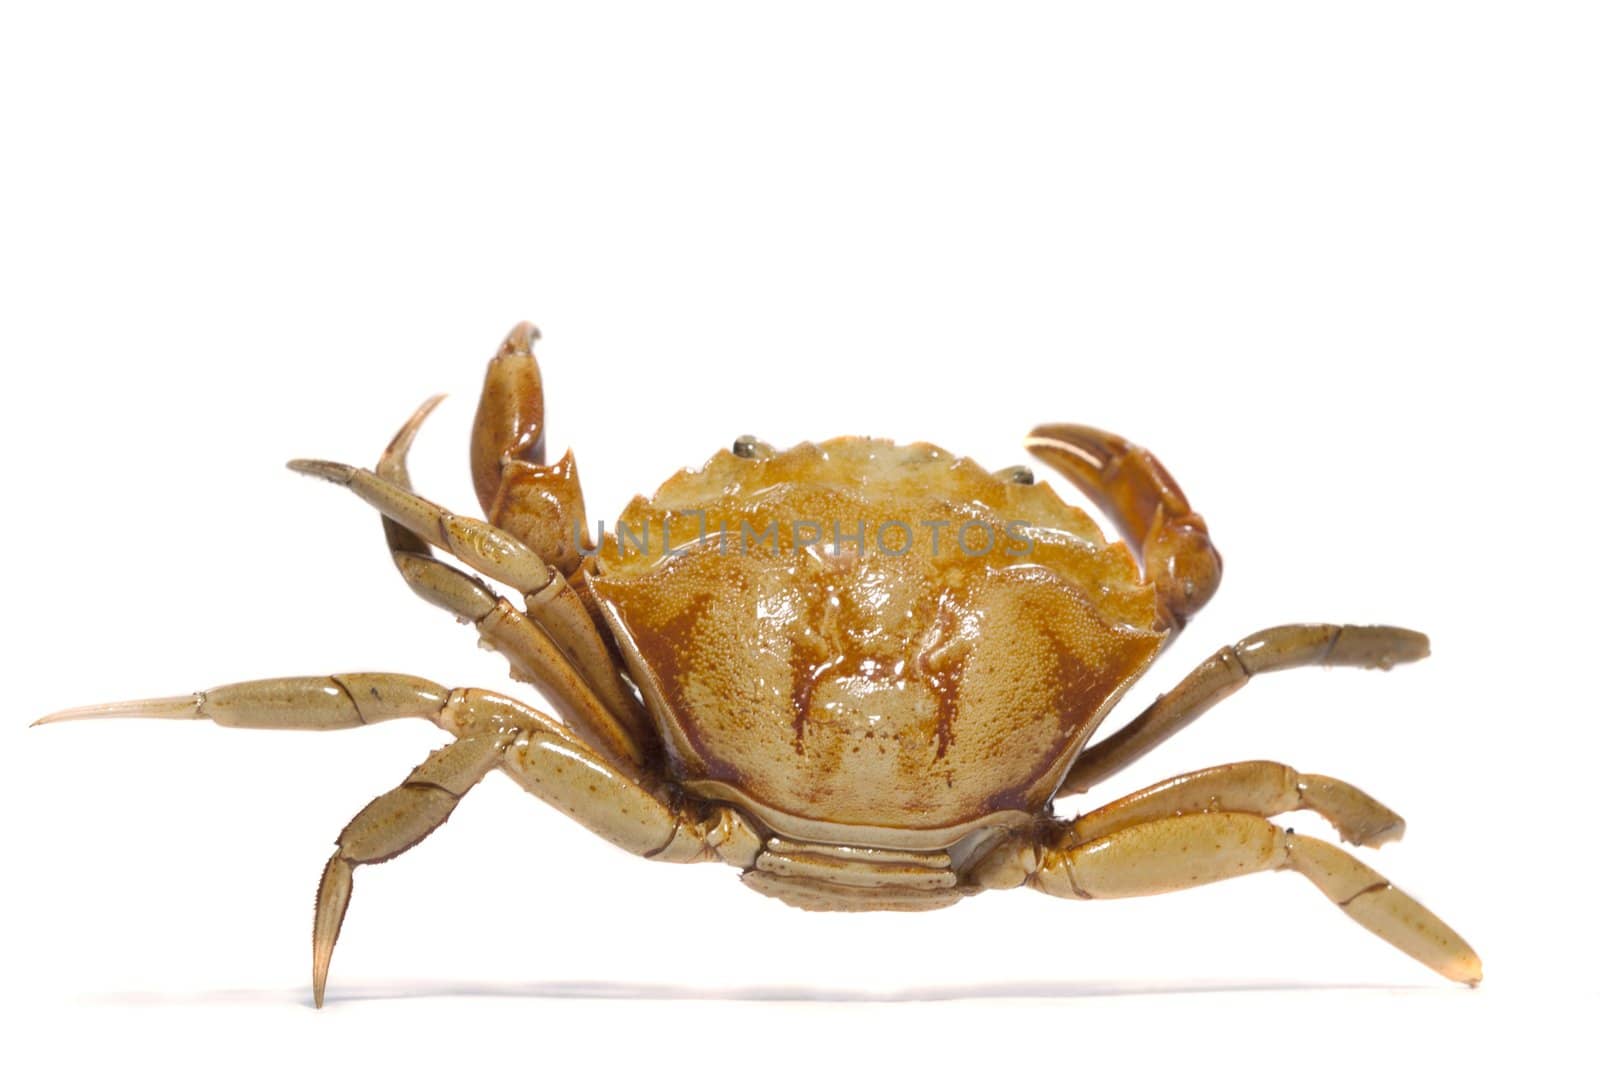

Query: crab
[36,322,1480,1005]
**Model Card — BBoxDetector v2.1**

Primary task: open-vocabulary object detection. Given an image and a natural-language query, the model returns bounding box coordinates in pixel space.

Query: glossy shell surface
[590,438,1166,846]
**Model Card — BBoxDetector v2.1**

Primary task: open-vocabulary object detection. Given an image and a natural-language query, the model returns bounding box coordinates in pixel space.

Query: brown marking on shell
[590,437,1164,838]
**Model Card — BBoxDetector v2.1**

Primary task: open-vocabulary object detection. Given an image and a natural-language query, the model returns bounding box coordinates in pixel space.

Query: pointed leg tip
[312,852,352,1013]
[380,395,449,473]
[1402,630,1431,662]
[31,703,103,729]
[311,952,332,1011]
[1326,625,1430,670]
[1343,819,1406,849]
[1364,814,1407,848]
[287,458,357,484]
[1371,627,1430,666]
[31,695,203,726]
[1450,954,1484,987]
[405,393,448,426]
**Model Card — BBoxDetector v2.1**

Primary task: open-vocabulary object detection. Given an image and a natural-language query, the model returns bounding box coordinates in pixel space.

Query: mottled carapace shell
[590,438,1166,848]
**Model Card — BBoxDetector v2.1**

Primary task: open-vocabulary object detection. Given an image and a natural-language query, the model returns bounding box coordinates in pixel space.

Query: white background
[2,3,1594,1064]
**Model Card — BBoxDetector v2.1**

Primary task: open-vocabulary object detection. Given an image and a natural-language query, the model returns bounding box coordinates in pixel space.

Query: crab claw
[468,322,591,574]
[1026,423,1222,630]
[471,321,546,511]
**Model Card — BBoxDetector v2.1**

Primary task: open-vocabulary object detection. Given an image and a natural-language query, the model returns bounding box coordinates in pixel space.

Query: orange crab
[37,322,1479,1005]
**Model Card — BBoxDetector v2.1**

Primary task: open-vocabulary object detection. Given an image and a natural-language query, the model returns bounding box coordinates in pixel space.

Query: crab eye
[996,465,1034,485]
[733,435,774,459]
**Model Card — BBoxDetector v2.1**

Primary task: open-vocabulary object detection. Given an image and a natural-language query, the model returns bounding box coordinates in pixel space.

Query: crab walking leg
[318,688,761,1008]
[1026,423,1222,630]
[368,397,649,768]
[971,812,1480,985]
[1067,760,1406,848]
[388,550,647,767]
[315,730,511,1007]
[374,392,447,561]
[37,677,763,1007]
[1060,623,1431,795]
[33,673,456,729]
[469,321,592,575]
[287,456,648,743]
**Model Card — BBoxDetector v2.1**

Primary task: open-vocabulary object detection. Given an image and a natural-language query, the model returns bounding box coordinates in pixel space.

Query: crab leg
[971,810,1479,985]
[1060,623,1430,794]
[374,392,447,561]
[33,672,456,729]
[1065,760,1405,848]
[316,730,513,1006]
[36,675,762,1008]
[369,396,648,768]
[287,456,648,745]
[1025,423,1222,630]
